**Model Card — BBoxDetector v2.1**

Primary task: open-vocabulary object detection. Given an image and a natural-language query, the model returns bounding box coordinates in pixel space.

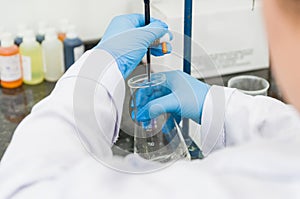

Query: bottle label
[22,56,32,81]
[0,55,22,82]
[74,45,84,61]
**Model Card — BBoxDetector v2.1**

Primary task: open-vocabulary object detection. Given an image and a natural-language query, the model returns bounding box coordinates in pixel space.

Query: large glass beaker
[128,73,190,163]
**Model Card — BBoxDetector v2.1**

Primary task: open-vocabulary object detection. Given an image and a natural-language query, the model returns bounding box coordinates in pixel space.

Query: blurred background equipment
[151,0,269,78]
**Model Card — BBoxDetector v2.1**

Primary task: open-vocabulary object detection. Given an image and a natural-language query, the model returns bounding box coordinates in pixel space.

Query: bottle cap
[23,30,36,43]
[1,32,14,47]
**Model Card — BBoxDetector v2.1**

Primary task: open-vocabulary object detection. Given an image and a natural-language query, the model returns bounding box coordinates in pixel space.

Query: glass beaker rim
[128,73,166,89]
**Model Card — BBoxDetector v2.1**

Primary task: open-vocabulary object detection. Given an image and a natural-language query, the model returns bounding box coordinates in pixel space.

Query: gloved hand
[135,70,210,129]
[95,14,172,79]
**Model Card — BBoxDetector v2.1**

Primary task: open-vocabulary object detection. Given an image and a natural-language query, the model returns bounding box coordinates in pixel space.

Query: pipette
[144,0,151,82]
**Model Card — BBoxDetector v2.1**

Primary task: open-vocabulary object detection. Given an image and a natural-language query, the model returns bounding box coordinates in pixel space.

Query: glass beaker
[128,73,190,162]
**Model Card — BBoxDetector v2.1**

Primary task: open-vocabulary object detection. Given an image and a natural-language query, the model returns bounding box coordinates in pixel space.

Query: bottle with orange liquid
[0,33,23,89]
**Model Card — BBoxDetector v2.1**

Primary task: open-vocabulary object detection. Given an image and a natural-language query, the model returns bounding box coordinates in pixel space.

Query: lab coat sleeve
[0,49,125,198]
[200,85,300,157]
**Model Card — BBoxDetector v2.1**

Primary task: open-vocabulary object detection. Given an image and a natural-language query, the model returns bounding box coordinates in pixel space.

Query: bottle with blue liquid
[63,25,84,70]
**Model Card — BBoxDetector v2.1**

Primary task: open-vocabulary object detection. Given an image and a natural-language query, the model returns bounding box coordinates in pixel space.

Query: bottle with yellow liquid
[20,30,44,85]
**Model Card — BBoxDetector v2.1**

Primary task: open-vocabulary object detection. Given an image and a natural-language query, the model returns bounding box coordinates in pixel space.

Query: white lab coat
[1,49,300,199]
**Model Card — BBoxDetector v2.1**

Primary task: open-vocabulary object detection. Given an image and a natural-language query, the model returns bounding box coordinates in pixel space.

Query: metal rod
[183,0,193,75]
[183,0,193,152]
[144,0,151,82]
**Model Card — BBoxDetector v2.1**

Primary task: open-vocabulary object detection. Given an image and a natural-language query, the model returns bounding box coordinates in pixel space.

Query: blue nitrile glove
[136,70,210,131]
[95,14,172,79]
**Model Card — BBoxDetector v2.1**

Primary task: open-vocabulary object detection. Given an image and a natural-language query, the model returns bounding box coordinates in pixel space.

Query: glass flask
[127,73,190,163]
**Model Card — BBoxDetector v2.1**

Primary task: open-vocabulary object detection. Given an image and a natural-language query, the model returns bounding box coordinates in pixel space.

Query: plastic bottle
[20,30,44,85]
[0,32,23,89]
[63,25,84,70]
[42,28,64,82]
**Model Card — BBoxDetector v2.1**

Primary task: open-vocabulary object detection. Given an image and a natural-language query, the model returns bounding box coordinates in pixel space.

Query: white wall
[0,0,144,41]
